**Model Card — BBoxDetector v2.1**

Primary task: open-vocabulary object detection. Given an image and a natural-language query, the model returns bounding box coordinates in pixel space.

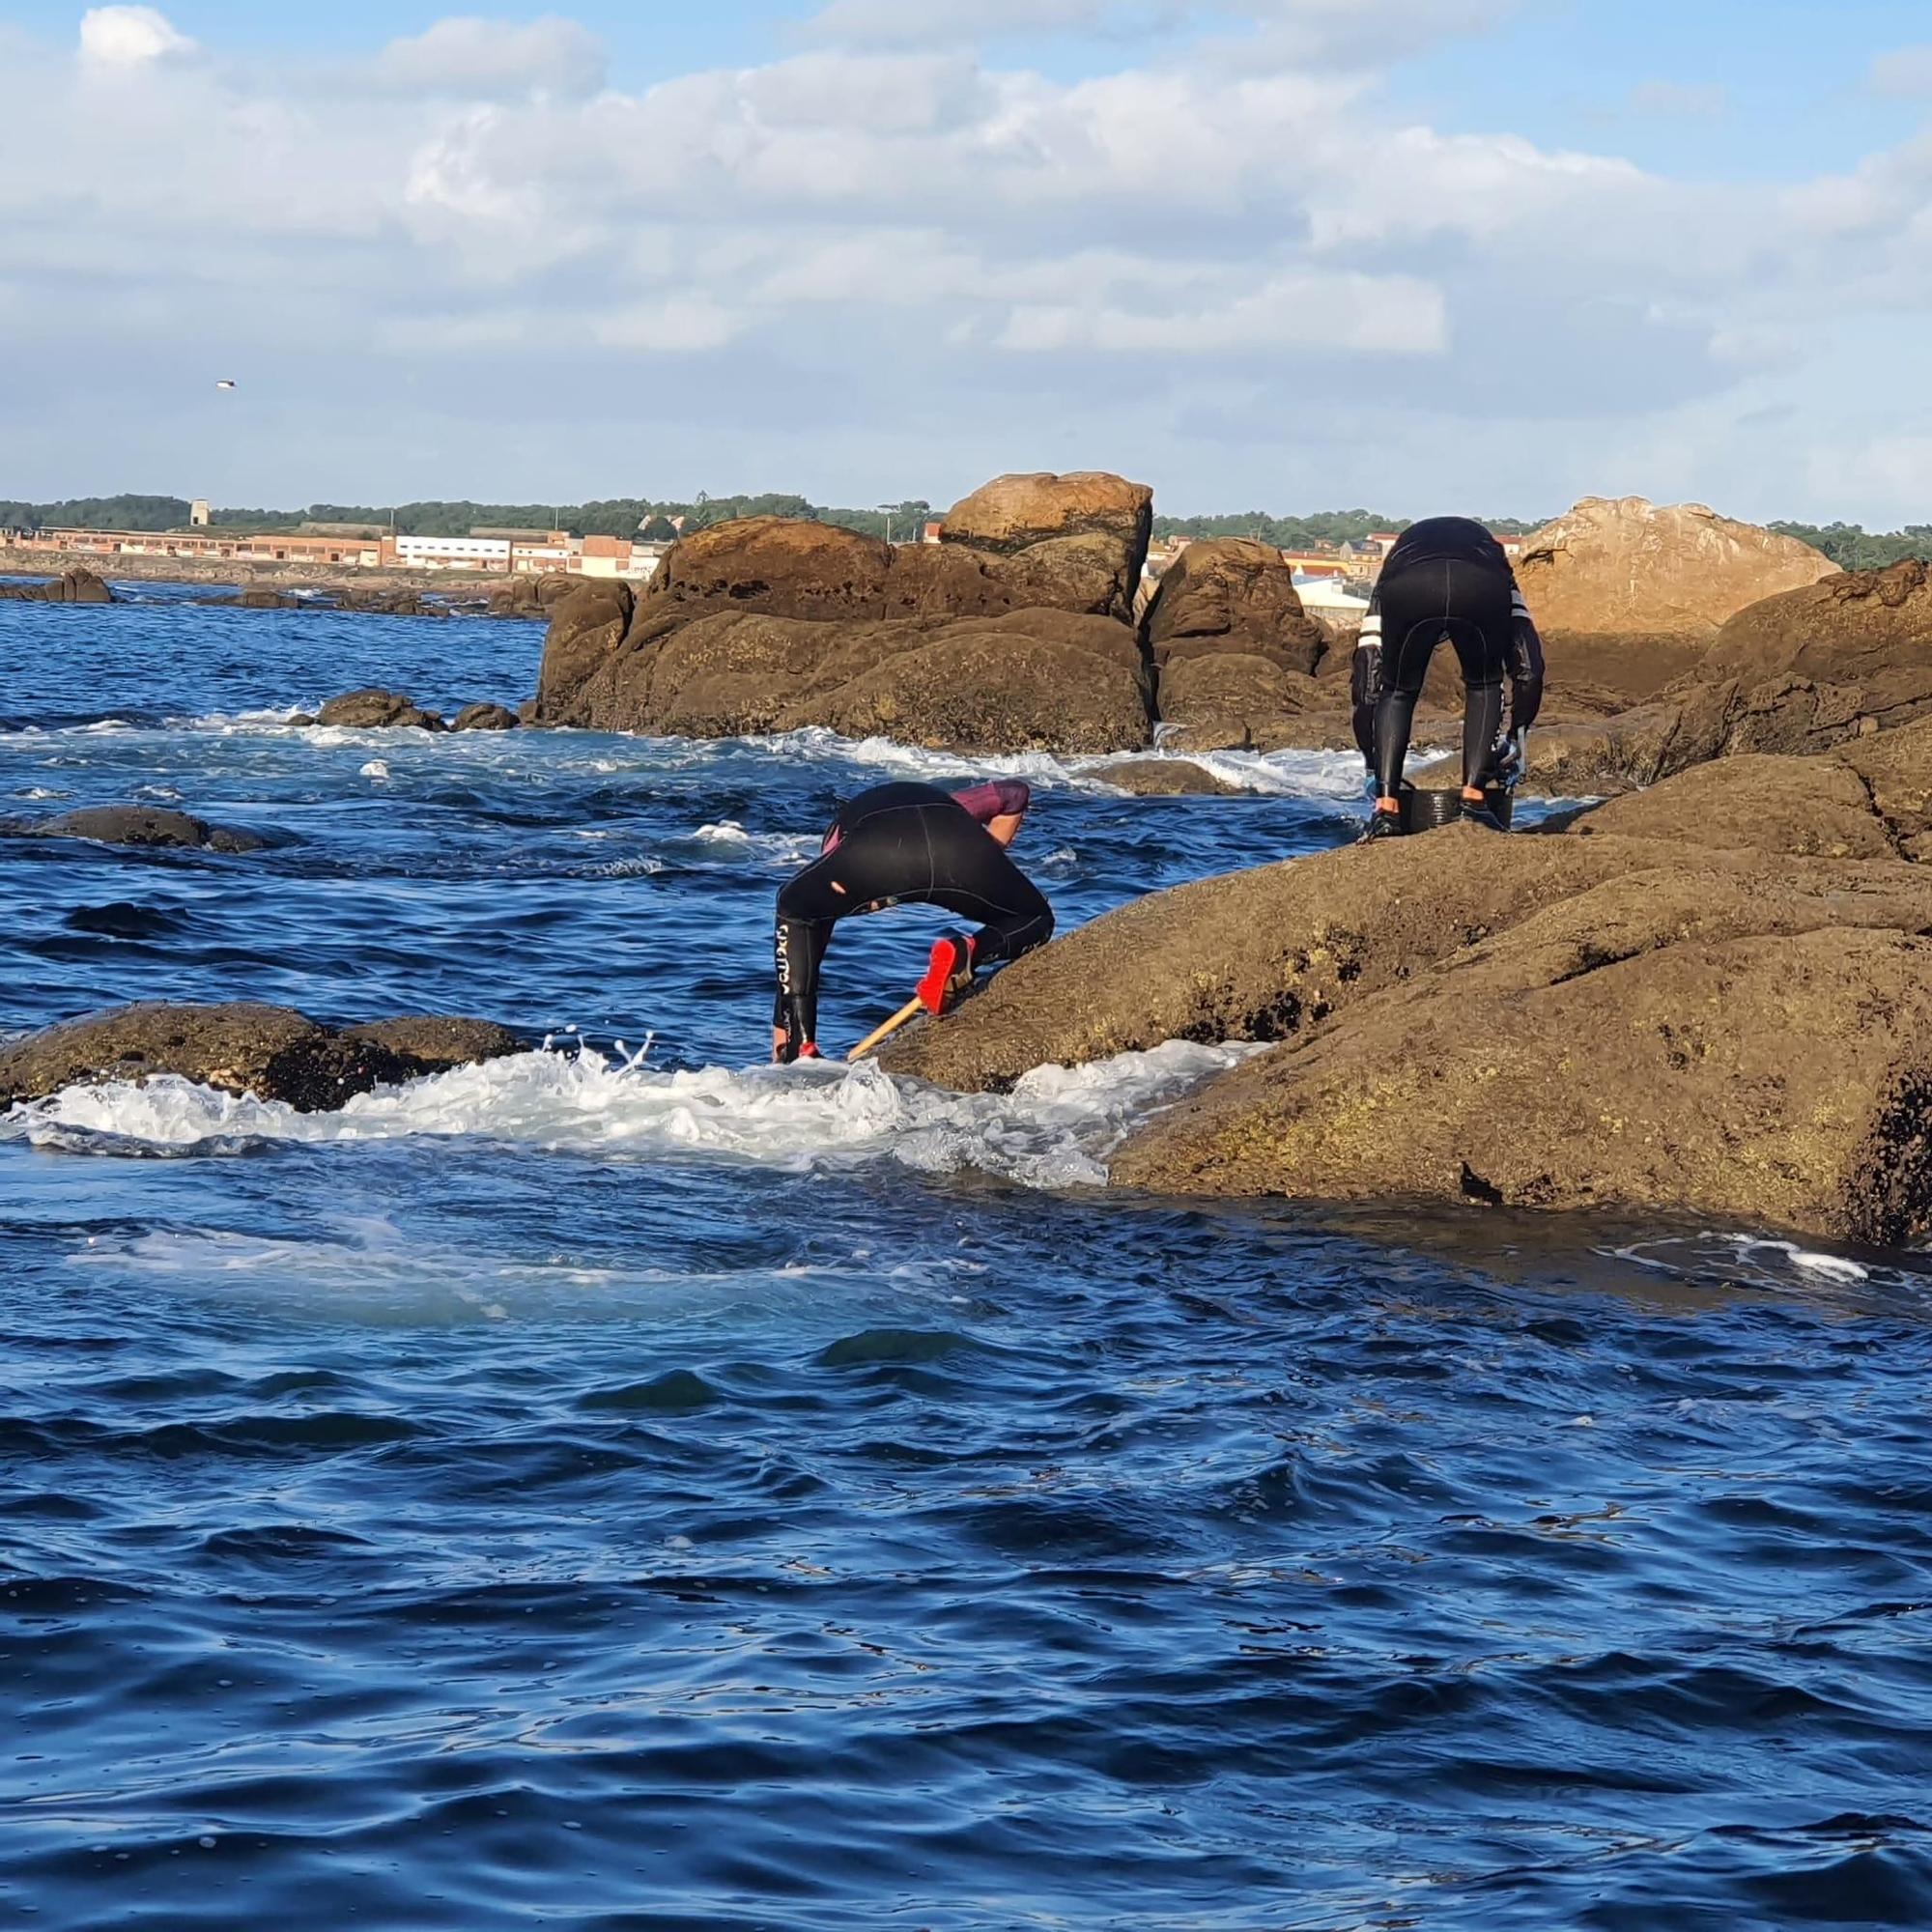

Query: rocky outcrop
[1515,558,1932,795]
[1515,498,1837,703]
[1142,539,1327,678]
[1089,759,1246,796]
[941,471,1152,557]
[9,806,267,853]
[1155,655,1351,754]
[882,749,1932,1243]
[801,624,1151,753]
[0,1003,525,1113]
[327,585,445,618]
[484,575,576,619]
[531,474,1159,751]
[314,689,446,730]
[0,568,114,605]
[451,702,519,732]
[1113,916,1932,1245]
[544,606,1151,753]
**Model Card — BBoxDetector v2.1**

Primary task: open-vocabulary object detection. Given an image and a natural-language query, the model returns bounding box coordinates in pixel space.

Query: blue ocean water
[3,585,1931,1931]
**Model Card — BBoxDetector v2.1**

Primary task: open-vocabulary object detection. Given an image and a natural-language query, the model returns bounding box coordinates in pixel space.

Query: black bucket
[1399,785,1514,833]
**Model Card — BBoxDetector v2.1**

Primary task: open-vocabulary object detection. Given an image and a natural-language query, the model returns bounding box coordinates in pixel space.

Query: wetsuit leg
[1443,568,1515,789]
[773,856,842,1053]
[1371,558,1450,799]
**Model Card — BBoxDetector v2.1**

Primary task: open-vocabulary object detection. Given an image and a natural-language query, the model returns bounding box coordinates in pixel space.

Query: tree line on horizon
[4,493,1928,572]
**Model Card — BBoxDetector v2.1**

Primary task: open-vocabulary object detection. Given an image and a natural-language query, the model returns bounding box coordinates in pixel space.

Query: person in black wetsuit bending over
[772,778,1053,1063]
[1350,516,1547,838]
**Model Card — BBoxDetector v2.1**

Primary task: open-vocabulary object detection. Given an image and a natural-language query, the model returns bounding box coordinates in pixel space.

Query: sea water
[3,586,1930,1930]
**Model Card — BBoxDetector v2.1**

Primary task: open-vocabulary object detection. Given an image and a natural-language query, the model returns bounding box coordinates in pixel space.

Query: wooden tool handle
[847,996,924,1064]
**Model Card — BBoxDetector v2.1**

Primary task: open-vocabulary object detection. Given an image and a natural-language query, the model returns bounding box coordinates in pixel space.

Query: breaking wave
[3,1039,1255,1191]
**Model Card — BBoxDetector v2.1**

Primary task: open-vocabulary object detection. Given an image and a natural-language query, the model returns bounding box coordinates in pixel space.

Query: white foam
[688,820,822,866]
[1734,1238,1870,1284]
[6,1040,1254,1191]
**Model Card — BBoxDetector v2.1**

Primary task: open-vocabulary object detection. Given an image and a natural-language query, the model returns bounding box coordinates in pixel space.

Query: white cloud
[1,5,1928,522]
[376,15,607,99]
[999,269,1447,355]
[1870,45,1932,99]
[78,6,195,67]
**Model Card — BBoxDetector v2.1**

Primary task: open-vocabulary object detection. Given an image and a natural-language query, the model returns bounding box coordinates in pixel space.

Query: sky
[2,2,1930,523]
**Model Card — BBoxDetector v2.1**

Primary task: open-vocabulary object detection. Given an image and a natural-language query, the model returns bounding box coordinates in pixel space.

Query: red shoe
[916,931,976,1015]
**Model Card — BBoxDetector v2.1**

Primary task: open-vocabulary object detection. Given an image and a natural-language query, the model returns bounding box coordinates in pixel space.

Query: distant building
[923,521,944,544]
[1279,551,1350,580]
[392,535,512,571]
[472,526,565,543]
[190,499,211,527]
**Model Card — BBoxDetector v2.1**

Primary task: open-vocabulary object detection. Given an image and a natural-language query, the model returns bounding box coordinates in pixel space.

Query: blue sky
[3,2,1930,523]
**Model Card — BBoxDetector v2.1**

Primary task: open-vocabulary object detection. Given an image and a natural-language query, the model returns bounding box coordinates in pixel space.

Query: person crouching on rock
[772,779,1054,1064]
[1350,516,1546,838]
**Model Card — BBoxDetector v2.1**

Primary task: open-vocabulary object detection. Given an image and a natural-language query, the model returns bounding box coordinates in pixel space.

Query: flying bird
[215,379,237,390]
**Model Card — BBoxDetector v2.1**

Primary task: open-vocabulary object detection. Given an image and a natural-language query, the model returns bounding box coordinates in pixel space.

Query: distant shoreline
[0,547,511,594]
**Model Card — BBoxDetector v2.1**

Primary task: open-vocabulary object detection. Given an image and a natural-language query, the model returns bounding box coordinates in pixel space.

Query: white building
[394,535,512,571]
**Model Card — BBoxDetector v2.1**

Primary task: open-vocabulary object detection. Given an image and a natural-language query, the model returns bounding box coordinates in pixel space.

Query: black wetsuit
[1350,517,1547,797]
[774,779,1053,1055]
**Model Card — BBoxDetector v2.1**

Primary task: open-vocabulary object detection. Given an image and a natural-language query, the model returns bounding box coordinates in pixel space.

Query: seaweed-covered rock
[314,689,446,730]
[451,702,519,732]
[0,1003,525,1112]
[13,805,267,853]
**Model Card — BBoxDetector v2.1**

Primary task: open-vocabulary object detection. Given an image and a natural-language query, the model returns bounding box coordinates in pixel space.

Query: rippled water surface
[5,586,1932,1930]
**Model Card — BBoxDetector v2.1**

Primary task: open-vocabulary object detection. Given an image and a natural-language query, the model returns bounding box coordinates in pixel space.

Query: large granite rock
[0,568,114,605]
[882,754,1932,1243]
[803,626,1151,753]
[531,474,1158,749]
[1701,558,1932,691]
[11,806,267,854]
[1155,654,1353,754]
[1515,498,1837,703]
[1142,539,1327,677]
[0,1003,525,1113]
[1515,559,1932,795]
[1113,917,1932,1246]
[941,471,1152,556]
[547,606,1151,753]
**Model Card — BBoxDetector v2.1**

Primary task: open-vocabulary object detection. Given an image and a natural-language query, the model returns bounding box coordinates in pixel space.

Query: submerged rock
[14,805,267,853]
[0,1003,526,1112]
[314,689,446,730]
[0,568,114,605]
[1088,759,1247,796]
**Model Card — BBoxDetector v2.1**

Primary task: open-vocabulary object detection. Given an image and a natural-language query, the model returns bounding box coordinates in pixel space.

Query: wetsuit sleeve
[1350,593,1384,762]
[950,779,1032,825]
[1507,580,1546,733]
